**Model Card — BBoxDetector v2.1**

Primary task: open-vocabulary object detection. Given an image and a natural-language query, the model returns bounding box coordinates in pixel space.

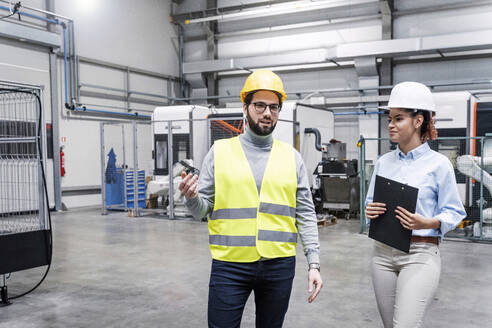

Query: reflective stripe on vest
[210,208,258,220]
[210,136,298,262]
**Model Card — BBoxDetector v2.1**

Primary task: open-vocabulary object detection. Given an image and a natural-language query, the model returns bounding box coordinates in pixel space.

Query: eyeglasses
[250,102,281,114]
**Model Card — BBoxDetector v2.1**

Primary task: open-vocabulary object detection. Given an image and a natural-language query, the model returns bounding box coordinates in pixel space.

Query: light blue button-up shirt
[365,142,466,237]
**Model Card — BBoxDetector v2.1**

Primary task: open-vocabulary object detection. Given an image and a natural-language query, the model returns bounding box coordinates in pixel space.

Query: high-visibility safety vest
[209,136,298,262]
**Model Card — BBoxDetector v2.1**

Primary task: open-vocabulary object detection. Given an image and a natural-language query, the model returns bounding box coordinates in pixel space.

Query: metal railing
[359,136,492,241]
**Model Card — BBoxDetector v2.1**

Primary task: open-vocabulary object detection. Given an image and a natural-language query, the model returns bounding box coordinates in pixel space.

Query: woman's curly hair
[403,109,438,142]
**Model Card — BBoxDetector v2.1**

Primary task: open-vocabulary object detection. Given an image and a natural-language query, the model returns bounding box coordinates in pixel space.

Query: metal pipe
[69,24,79,101]
[166,76,492,103]
[304,128,322,151]
[137,81,492,103]
[63,26,69,106]
[100,123,107,215]
[122,125,127,209]
[132,121,139,217]
[126,67,130,111]
[359,135,366,233]
[480,138,484,239]
[0,0,72,21]
[0,5,60,24]
[80,83,176,101]
[80,83,128,93]
[167,121,174,220]
[178,25,185,98]
[130,90,175,100]
[122,125,126,171]
[67,21,74,104]
[334,111,385,116]
[71,107,151,119]
[363,136,487,141]
[81,102,152,112]
[76,56,179,81]
[69,21,77,103]
[0,137,36,143]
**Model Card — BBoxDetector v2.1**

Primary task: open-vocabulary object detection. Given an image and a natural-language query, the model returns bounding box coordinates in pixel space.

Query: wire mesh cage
[359,136,492,240]
[0,83,50,285]
[0,88,44,235]
[208,114,244,147]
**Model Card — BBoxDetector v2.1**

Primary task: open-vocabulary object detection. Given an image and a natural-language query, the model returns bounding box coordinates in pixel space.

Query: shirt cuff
[435,213,458,236]
[184,196,199,208]
[306,251,320,265]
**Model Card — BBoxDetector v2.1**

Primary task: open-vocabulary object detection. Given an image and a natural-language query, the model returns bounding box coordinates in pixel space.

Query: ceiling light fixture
[184,0,377,24]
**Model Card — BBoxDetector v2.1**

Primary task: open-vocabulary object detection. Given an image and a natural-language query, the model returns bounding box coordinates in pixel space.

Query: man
[179,69,322,328]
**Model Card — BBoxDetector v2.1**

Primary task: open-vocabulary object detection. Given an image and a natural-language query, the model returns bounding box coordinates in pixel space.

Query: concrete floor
[1,208,491,328]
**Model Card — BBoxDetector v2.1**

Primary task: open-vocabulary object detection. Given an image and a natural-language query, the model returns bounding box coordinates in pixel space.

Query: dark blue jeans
[208,256,296,328]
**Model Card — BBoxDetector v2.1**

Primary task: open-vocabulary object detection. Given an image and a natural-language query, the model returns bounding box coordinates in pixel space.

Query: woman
[365,82,466,328]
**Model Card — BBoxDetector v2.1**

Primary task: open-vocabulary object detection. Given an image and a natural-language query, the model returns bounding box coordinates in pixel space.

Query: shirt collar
[396,142,430,160]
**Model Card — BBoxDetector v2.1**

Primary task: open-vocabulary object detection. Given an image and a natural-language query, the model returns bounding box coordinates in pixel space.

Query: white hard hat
[381,81,436,113]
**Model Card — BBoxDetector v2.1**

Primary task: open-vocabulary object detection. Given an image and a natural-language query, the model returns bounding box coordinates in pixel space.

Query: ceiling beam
[393,0,492,17]
[183,29,492,74]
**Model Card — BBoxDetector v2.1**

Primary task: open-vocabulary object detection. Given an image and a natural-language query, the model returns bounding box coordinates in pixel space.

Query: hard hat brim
[379,105,435,114]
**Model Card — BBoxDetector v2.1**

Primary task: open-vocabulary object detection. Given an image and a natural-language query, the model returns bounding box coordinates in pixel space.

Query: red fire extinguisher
[60,146,65,177]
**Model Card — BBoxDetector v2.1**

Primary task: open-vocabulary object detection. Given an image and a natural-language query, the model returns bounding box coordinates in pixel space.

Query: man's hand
[307,269,323,303]
[178,171,199,199]
[366,202,386,219]
[395,206,440,230]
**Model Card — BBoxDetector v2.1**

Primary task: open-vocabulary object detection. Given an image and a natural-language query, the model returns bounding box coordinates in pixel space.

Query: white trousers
[371,241,441,328]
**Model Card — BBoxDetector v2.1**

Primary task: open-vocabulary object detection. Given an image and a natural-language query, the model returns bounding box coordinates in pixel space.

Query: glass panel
[156,140,167,170]
[177,140,187,161]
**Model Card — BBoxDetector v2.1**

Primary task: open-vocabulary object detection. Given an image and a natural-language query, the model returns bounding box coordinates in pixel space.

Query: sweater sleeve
[184,146,215,219]
[293,151,320,265]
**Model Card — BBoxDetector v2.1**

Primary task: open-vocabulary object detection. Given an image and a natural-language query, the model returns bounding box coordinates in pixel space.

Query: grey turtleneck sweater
[184,127,320,265]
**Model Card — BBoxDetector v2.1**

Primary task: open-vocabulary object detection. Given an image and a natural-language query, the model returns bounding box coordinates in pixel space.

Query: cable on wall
[0,1,20,20]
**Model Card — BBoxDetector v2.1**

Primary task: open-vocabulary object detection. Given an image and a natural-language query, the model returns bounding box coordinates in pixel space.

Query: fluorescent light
[216,15,381,39]
[218,60,355,76]
[185,0,377,24]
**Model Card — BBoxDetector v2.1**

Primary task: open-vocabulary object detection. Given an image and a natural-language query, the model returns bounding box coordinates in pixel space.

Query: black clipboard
[368,175,419,253]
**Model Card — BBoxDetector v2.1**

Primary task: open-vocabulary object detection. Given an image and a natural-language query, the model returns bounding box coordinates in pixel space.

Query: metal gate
[0,82,50,303]
[100,121,149,217]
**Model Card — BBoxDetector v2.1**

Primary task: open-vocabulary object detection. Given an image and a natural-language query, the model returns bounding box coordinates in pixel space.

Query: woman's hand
[366,202,386,219]
[395,206,440,230]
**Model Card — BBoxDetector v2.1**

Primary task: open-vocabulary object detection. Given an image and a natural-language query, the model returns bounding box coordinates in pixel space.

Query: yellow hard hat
[240,69,287,103]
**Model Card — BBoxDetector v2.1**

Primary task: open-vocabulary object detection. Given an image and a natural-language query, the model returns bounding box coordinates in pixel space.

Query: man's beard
[246,110,277,136]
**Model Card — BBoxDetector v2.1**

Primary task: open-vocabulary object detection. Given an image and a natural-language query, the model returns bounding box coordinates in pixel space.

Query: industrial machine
[149,103,335,218]
[456,135,492,237]
[428,93,492,237]
[307,128,360,219]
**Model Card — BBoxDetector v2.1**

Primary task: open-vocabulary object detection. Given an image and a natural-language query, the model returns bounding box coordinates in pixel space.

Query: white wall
[0,0,178,209]
[56,0,178,74]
